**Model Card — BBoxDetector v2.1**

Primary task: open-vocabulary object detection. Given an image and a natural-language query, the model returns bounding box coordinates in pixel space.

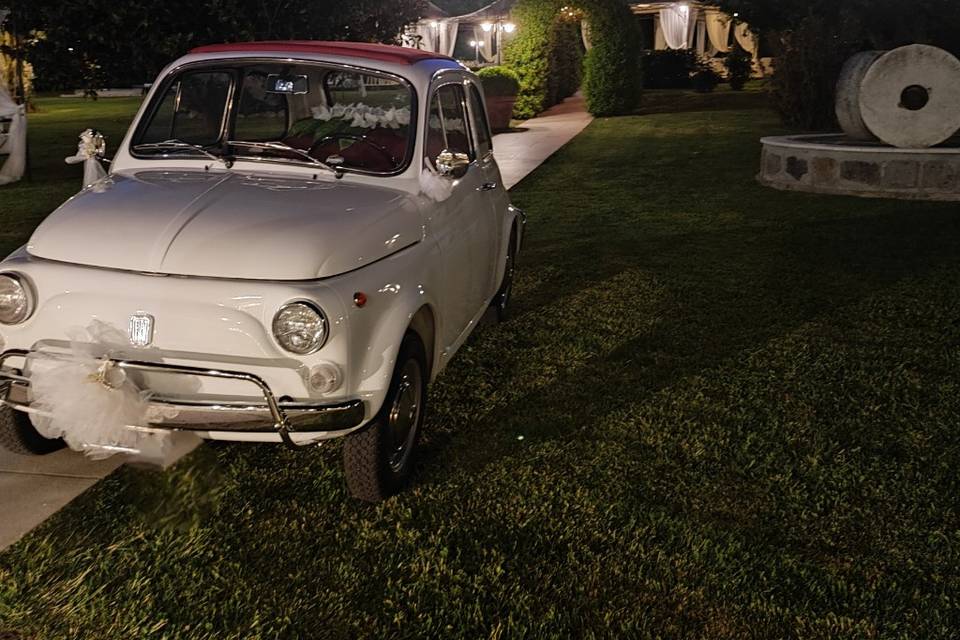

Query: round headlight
[272,302,328,355]
[0,274,33,325]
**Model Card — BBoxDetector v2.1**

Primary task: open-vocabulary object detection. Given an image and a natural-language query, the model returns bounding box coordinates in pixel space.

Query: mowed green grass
[0,97,142,256]
[2,94,960,639]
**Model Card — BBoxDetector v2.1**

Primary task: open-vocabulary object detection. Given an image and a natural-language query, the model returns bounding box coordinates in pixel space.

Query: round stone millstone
[836,50,884,141]
[859,44,960,148]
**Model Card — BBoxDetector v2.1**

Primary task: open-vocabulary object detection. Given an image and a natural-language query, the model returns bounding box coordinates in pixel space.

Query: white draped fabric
[659,4,692,50]
[654,16,667,50]
[735,22,759,57]
[581,19,592,52]
[0,85,26,186]
[438,20,460,58]
[705,9,731,53]
[408,24,439,52]
[694,14,706,55]
[686,6,700,52]
[473,26,496,63]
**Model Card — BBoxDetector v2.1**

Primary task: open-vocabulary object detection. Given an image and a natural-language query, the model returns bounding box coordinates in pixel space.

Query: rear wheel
[343,332,428,502]
[0,406,65,455]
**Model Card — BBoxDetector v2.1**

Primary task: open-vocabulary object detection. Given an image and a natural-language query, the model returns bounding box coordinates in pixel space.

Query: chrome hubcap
[387,359,422,472]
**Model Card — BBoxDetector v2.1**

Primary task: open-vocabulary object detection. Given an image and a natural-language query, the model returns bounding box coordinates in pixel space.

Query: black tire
[343,332,428,502]
[492,227,518,322]
[0,406,65,455]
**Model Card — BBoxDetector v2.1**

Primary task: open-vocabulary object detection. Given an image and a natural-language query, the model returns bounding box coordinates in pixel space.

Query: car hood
[27,170,422,280]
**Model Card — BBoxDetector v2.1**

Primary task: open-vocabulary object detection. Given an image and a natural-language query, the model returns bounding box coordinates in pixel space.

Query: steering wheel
[309,134,396,167]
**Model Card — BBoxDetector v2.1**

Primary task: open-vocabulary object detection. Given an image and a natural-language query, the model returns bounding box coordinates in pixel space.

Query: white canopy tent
[403,0,517,63]
[403,2,457,56]
[631,2,759,58]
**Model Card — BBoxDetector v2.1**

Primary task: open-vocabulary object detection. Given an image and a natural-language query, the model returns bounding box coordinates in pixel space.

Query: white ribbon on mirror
[64,128,108,189]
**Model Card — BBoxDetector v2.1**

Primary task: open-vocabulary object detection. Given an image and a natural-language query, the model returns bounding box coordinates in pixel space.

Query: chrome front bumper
[0,349,365,449]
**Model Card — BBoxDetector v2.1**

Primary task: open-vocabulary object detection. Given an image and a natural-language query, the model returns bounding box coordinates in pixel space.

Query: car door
[465,80,505,301]
[426,80,495,348]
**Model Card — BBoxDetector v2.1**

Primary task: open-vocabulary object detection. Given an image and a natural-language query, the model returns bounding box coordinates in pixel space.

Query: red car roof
[190,41,453,65]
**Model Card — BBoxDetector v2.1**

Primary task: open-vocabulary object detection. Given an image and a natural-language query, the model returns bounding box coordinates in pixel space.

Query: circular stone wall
[759,135,960,201]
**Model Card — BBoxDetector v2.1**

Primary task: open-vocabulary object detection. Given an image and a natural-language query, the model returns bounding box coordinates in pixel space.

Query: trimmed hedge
[476,66,521,96]
[723,46,753,91]
[580,0,641,116]
[691,68,721,93]
[503,0,558,119]
[641,49,698,89]
[504,0,640,119]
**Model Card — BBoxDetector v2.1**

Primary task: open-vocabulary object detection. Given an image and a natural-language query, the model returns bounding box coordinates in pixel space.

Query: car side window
[467,83,493,156]
[425,83,475,169]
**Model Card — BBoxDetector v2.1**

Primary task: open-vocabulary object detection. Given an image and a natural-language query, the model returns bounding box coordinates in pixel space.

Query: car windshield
[132,62,415,174]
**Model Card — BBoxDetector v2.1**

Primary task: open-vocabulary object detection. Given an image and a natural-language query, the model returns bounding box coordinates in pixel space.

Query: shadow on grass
[416,198,960,481]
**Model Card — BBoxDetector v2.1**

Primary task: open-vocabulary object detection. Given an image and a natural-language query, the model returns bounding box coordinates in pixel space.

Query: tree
[504,0,639,119]
[0,2,44,102]
[23,0,426,91]
[713,0,960,129]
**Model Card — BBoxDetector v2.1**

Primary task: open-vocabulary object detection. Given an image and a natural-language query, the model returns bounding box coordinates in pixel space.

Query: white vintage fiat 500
[0,42,523,501]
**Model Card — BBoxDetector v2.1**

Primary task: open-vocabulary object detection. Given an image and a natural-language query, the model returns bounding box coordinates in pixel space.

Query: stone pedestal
[759,134,960,201]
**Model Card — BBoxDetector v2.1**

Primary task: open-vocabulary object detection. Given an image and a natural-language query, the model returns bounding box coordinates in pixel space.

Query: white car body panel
[0,46,523,445]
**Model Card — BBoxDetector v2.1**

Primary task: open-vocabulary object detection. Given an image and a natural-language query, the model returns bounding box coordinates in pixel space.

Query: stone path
[0,93,593,551]
[0,434,199,550]
[493,93,593,190]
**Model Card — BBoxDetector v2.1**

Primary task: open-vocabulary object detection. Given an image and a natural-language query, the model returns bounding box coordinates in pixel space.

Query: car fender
[327,241,443,419]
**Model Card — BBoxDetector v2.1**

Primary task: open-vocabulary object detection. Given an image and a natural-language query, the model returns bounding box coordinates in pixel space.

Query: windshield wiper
[226,140,343,178]
[132,139,232,168]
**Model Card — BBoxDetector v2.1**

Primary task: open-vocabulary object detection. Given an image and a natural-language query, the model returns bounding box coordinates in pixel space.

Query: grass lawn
[1,93,960,639]
[0,97,143,257]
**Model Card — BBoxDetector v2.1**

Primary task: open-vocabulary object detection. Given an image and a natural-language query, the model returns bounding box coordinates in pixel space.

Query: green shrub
[641,49,698,89]
[691,68,721,93]
[503,0,557,119]
[715,0,960,128]
[476,66,521,96]
[505,0,639,119]
[580,0,641,116]
[769,13,861,130]
[723,46,753,91]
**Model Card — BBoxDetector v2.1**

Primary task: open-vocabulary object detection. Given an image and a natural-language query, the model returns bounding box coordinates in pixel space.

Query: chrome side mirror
[435,150,470,179]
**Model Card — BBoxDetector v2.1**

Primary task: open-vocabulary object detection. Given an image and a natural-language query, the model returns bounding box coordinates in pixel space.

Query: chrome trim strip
[0,349,365,448]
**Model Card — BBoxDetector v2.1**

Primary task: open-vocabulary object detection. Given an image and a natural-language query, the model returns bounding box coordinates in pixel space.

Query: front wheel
[343,332,428,502]
[492,228,518,322]
[0,406,65,455]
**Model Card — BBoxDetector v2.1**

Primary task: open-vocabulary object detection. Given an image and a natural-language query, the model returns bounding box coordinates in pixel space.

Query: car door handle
[478,182,498,191]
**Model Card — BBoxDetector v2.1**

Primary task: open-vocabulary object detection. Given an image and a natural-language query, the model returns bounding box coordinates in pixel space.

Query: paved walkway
[0,434,199,550]
[493,93,593,190]
[0,94,592,552]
